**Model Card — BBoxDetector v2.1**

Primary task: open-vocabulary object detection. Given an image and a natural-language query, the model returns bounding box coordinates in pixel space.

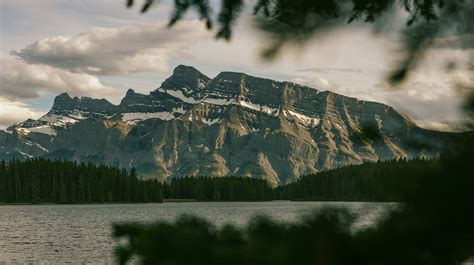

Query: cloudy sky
[1,0,472,130]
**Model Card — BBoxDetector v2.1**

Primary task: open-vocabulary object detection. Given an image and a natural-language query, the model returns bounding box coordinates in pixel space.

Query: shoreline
[0,200,399,206]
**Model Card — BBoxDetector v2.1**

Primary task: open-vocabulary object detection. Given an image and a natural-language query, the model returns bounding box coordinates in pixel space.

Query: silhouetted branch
[216,0,244,40]
[126,0,473,85]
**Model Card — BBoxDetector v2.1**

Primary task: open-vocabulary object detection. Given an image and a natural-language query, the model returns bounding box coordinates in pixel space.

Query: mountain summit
[1,65,452,185]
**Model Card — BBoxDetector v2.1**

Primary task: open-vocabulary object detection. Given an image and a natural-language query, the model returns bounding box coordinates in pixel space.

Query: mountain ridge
[0,65,453,185]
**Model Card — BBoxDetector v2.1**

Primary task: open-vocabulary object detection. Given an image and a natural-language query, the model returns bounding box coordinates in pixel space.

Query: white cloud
[10,21,208,76]
[292,76,342,91]
[291,76,382,102]
[413,119,468,132]
[378,81,456,102]
[377,80,467,130]
[292,74,468,132]
[0,98,43,129]
[0,56,119,100]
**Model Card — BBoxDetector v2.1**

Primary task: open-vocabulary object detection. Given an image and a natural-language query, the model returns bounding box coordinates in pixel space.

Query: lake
[0,201,394,264]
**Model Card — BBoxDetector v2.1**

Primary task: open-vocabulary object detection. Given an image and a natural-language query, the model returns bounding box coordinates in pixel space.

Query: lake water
[0,201,394,264]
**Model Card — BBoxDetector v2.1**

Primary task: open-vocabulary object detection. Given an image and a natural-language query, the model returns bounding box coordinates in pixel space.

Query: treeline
[163,176,273,201]
[0,159,163,204]
[276,158,440,202]
[1,157,444,204]
[0,159,273,203]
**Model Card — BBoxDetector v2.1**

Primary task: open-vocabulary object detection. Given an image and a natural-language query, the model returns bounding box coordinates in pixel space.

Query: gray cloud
[413,119,468,132]
[292,76,346,92]
[0,98,43,129]
[0,56,118,101]
[378,81,467,130]
[292,76,383,103]
[10,21,207,76]
[295,76,468,132]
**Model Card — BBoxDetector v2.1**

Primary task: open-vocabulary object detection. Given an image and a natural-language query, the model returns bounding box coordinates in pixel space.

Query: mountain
[0,65,454,185]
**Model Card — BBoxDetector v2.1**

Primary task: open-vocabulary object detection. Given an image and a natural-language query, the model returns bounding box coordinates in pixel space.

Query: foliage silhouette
[126,0,474,84]
[113,208,356,265]
[113,134,474,264]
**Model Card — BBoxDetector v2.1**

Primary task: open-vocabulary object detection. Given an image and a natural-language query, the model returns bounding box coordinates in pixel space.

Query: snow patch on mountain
[23,140,49,152]
[18,151,33,158]
[122,112,176,124]
[17,125,57,136]
[157,88,199,104]
[238,100,279,115]
[250,127,260,133]
[173,106,186,114]
[286,110,320,127]
[40,114,81,127]
[201,117,220,126]
[197,78,207,89]
[203,97,235,105]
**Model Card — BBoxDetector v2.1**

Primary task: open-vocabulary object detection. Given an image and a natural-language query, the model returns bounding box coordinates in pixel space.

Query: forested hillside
[276,158,440,202]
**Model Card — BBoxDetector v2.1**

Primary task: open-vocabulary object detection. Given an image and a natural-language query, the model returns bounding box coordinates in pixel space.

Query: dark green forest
[165,176,273,201]
[0,159,272,203]
[1,157,442,204]
[276,158,440,202]
[0,159,163,204]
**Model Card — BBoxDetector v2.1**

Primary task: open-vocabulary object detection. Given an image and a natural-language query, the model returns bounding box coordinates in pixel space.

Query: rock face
[0,65,453,185]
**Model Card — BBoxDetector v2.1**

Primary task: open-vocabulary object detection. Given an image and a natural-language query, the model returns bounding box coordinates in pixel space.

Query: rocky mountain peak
[48,92,117,120]
[51,92,73,108]
[204,72,287,111]
[214,71,245,81]
[125,88,136,96]
[49,93,81,116]
[160,65,211,92]
[173,64,202,75]
[120,88,141,105]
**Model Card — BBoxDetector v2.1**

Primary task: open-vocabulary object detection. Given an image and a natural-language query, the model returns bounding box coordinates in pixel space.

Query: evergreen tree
[0,159,163,204]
